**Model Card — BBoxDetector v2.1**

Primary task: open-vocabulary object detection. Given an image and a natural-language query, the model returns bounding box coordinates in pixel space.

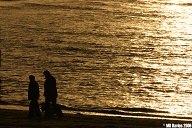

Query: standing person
[43,70,62,119]
[28,75,41,118]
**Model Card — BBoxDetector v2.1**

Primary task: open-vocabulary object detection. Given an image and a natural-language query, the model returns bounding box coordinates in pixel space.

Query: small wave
[115,107,168,113]
[90,2,108,6]
[79,82,95,86]
[0,100,10,105]
[57,104,168,115]
[162,2,192,6]
[23,2,104,11]
[180,3,192,6]
[55,105,173,120]
[0,0,20,1]
[118,66,157,74]
[64,46,96,54]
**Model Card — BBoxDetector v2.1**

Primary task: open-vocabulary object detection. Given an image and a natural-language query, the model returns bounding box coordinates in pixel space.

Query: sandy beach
[0,109,192,128]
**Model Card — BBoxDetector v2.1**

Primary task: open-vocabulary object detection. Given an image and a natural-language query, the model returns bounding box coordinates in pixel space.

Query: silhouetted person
[43,70,62,119]
[28,75,41,118]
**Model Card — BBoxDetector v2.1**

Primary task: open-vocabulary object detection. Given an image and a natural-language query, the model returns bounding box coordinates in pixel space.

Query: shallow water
[0,0,192,119]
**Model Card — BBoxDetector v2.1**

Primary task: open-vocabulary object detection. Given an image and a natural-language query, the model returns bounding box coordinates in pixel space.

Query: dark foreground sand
[0,109,192,128]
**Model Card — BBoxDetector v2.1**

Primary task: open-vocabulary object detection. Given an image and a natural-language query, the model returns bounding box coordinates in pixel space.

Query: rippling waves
[0,0,192,119]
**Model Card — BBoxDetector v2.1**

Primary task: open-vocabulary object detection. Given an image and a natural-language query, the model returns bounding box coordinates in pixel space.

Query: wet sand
[0,109,191,128]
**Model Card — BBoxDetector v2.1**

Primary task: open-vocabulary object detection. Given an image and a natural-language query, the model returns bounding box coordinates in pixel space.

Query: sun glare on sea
[163,0,192,42]
[159,0,192,116]
[169,0,192,4]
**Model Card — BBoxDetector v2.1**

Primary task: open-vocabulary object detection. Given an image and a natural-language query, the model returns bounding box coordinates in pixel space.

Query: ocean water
[0,0,192,120]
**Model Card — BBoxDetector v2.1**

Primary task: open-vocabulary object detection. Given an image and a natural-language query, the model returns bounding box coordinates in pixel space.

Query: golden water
[0,0,192,119]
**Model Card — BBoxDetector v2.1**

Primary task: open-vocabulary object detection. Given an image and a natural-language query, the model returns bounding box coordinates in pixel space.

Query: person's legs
[51,98,56,106]
[44,98,51,118]
[28,100,35,118]
[51,99,63,119]
[34,100,41,117]
[51,98,57,115]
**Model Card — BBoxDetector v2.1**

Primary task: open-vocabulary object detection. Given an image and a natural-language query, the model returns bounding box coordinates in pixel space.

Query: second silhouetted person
[43,70,62,119]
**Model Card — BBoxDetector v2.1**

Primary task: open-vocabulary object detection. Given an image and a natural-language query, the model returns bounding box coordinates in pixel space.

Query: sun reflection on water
[169,0,192,4]
[157,0,192,115]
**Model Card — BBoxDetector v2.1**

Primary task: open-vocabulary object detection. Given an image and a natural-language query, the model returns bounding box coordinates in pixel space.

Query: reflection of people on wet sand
[28,75,41,118]
[43,70,63,119]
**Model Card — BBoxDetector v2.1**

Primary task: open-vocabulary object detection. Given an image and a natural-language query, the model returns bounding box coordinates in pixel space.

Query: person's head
[29,75,35,81]
[43,70,50,77]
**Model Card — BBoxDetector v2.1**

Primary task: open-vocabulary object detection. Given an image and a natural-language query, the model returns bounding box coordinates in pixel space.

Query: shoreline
[1,104,192,121]
[0,108,192,128]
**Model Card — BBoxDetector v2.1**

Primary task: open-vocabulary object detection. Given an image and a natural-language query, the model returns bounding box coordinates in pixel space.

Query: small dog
[41,104,63,119]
